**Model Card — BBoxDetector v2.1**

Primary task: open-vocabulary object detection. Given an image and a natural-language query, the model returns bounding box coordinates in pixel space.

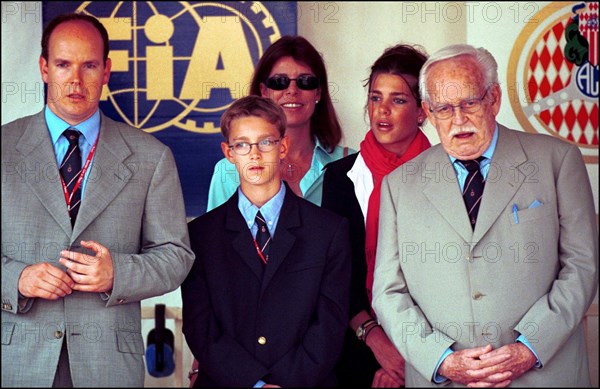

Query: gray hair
[419,44,498,103]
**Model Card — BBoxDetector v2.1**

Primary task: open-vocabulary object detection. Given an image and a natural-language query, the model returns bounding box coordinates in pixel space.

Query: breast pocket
[511,202,555,225]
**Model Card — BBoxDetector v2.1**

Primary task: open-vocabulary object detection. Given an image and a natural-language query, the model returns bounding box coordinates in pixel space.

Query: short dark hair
[41,13,109,63]
[249,35,342,153]
[366,44,428,106]
[220,95,287,141]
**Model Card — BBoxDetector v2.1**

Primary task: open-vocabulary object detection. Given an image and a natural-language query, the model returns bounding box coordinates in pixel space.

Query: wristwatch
[356,319,376,341]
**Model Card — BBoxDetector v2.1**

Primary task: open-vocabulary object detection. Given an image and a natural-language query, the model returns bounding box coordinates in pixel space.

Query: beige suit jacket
[372,125,597,387]
[1,111,194,387]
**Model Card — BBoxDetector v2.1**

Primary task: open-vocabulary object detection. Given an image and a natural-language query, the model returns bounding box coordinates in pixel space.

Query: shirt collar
[238,183,286,230]
[45,105,101,147]
[313,137,338,167]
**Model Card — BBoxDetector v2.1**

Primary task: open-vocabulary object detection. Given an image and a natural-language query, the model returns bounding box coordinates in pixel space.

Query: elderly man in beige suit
[1,13,194,387]
[372,44,597,387]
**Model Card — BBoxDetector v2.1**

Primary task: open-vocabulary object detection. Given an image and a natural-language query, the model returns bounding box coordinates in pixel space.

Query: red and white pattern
[527,17,598,146]
[579,2,598,66]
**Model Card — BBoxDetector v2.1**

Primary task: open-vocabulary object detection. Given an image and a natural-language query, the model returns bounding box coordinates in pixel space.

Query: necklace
[283,149,313,178]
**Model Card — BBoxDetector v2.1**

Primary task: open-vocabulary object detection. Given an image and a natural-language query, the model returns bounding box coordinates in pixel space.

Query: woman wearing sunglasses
[206,35,354,211]
[322,44,431,388]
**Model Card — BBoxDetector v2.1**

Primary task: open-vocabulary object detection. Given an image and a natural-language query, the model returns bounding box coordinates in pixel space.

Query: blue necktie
[459,157,486,229]
[60,129,82,226]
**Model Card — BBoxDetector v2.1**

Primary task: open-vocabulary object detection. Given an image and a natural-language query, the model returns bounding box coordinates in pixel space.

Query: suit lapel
[261,189,299,293]
[15,112,73,236]
[225,193,266,282]
[473,126,527,242]
[72,114,133,238]
[422,147,474,243]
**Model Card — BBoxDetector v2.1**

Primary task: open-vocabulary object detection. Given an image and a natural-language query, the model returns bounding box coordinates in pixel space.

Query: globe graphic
[75,1,281,133]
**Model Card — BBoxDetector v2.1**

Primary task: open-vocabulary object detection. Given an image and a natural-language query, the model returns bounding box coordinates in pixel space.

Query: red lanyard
[60,138,98,210]
[252,239,268,264]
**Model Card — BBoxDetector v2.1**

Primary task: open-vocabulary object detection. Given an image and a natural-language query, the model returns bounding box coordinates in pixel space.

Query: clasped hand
[18,240,114,299]
[438,343,537,388]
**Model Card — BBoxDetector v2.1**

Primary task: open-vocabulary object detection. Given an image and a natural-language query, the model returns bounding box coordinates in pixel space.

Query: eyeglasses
[265,75,319,91]
[228,138,281,155]
[428,88,490,120]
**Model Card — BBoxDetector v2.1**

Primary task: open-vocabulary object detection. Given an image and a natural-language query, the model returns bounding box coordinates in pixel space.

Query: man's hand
[18,262,75,299]
[467,343,537,387]
[59,240,114,293]
[438,344,512,386]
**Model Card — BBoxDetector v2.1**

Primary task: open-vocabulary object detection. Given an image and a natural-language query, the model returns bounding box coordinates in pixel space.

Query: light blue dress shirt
[449,125,498,191]
[45,106,100,197]
[238,183,286,239]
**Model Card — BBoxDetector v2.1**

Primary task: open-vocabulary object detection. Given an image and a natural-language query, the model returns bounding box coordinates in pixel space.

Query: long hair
[249,35,342,152]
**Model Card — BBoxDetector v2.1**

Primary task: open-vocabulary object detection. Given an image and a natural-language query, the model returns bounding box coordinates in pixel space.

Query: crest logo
[508,1,598,163]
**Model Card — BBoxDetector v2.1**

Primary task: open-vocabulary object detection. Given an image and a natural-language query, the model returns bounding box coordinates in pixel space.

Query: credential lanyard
[60,139,98,211]
[252,239,268,264]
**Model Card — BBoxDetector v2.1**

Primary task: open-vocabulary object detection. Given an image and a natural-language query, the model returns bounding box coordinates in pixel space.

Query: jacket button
[472,292,485,300]
[54,331,63,339]
[257,336,267,345]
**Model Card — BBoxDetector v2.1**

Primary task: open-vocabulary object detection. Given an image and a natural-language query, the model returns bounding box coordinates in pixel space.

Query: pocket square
[528,199,542,209]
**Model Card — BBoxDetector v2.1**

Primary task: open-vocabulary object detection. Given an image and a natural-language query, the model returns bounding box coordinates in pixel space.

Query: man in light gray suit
[372,44,597,387]
[1,14,194,387]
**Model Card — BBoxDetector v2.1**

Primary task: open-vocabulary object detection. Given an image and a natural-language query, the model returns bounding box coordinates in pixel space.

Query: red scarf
[361,129,431,303]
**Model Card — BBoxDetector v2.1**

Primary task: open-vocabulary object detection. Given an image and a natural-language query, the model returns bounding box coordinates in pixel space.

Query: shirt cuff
[433,348,453,383]
[254,379,266,388]
[516,334,542,368]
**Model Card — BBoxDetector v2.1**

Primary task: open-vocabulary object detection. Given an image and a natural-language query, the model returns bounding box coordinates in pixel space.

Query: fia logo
[73,1,292,134]
[508,1,598,163]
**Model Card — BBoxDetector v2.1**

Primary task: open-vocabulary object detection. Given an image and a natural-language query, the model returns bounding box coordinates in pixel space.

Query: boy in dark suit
[181,95,351,387]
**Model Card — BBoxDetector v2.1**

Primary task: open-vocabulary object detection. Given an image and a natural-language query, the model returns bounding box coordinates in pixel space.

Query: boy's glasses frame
[228,138,281,155]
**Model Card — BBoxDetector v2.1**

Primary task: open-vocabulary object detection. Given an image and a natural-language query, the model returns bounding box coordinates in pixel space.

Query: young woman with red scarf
[322,44,430,388]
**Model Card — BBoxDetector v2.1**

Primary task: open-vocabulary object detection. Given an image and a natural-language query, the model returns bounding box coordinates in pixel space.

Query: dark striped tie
[60,129,82,226]
[255,211,271,263]
[459,157,486,229]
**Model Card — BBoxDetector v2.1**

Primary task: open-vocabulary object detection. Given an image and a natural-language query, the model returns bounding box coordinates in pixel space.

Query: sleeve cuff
[516,334,542,368]
[433,347,453,383]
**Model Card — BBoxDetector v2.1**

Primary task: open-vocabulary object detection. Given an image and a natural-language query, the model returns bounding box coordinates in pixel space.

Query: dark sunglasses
[265,75,319,91]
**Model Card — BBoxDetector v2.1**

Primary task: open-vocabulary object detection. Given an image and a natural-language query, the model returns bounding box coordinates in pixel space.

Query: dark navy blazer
[182,186,351,387]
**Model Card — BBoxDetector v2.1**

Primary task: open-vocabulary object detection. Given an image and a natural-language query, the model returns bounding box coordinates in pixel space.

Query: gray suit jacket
[372,125,597,387]
[1,110,194,387]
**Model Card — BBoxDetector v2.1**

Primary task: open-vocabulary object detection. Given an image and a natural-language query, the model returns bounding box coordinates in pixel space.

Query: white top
[346,152,373,226]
